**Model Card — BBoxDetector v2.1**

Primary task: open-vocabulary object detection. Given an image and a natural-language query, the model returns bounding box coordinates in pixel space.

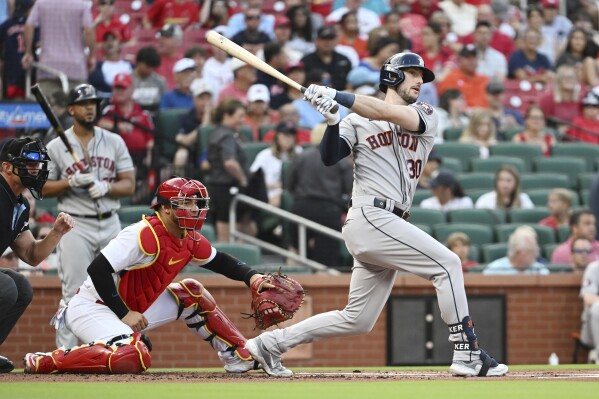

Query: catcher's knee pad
[25,333,151,374]
[168,278,251,360]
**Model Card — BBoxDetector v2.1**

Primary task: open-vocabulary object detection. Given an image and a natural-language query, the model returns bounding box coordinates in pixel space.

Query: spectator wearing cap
[458,3,516,60]
[417,149,443,189]
[227,0,275,40]
[160,57,197,109]
[438,0,477,37]
[98,72,155,177]
[217,58,257,105]
[201,41,233,103]
[539,65,585,132]
[486,79,524,132]
[540,0,573,64]
[270,61,306,110]
[244,83,279,141]
[22,0,96,96]
[261,103,312,145]
[173,78,214,172]
[436,88,469,144]
[131,46,168,113]
[144,0,200,30]
[513,104,555,157]
[93,0,132,45]
[438,44,490,109]
[420,171,473,212]
[155,23,185,90]
[0,0,37,99]
[231,6,271,54]
[566,89,599,144]
[507,28,554,85]
[256,42,289,94]
[471,21,507,81]
[250,121,302,207]
[326,0,381,36]
[337,10,369,59]
[272,14,304,63]
[88,30,133,95]
[301,26,352,90]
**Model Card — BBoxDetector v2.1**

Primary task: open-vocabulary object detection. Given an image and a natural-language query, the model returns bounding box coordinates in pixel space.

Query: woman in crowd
[475,165,534,210]
[459,109,497,159]
[512,105,556,157]
[337,11,369,59]
[538,65,584,132]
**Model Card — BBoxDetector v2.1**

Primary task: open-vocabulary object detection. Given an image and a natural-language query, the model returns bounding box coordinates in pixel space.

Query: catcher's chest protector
[117,215,211,313]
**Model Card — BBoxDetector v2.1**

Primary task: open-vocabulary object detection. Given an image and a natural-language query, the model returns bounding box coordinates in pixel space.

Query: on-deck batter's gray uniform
[580,261,599,355]
[46,126,134,349]
[256,102,474,361]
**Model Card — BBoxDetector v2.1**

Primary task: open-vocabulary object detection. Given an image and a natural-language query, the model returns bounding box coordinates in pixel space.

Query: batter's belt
[349,196,410,221]
[69,211,116,220]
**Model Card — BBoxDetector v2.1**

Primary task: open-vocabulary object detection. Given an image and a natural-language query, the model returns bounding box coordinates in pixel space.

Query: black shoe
[0,355,14,373]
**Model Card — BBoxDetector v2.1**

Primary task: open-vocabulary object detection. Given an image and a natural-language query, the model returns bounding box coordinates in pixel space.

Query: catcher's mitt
[247,271,305,330]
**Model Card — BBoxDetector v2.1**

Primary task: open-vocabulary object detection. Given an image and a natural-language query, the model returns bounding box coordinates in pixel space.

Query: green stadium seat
[200,224,216,242]
[239,125,254,142]
[551,143,599,172]
[413,189,432,206]
[526,189,581,207]
[557,225,571,242]
[465,265,487,273]
[471,156,527,173]
[433,223,494,246]
[489,143,543,171]
[198,125,217,154]
[581,189,590,206]
[409,207,446,226]
[37,196,58,216]
[543,243,560,260]
[495,223,556,246]
[439,157,464,174]
[509,207,550,223]
[481,243,509,263]
[258,124,276,141]
[520,173,569,190]
[212,243,262,266]
[469,244,480,263]
[465,189,490,203]
[117,205,153,226]
[498,126,524,141]
[457,173,495,190]
[156,108,187,162]
[443,127,464,141]
[578,173,597,190]
[243,142,269,165]
[414,224,432,235]
[447,208,507,225]
[434,143,480,171]
[533,158,586,188]
[546,263,573,273]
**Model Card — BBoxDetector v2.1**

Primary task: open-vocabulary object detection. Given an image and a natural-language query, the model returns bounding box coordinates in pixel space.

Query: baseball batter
[43,84,136,349]
[246,53,508,378]
[25,178,266,374]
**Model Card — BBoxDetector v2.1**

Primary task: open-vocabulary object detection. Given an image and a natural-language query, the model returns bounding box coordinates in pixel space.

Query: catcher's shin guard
[24,333,152,374]
[168,278,251,360]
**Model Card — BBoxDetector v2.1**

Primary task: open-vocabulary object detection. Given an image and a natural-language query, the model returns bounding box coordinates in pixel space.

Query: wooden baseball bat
[205,30,338,113]
[31,84,81,164]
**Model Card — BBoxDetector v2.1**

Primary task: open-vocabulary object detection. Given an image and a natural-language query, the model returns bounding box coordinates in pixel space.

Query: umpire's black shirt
[0,174,30,254]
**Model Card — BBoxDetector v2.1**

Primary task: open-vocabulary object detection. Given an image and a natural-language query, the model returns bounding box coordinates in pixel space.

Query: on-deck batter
[246,52,508,378]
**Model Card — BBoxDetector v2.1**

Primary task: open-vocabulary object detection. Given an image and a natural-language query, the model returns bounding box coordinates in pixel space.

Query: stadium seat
[239,125,254,143]
[581,189,590,206]
[551,143,599,172]
[465,265,487,273]
[443,127,463,141]
[470,156,527,173]
[259,124,276,141]
[200,224,216,242]
[520,173,569,190]
[243,142,269,165]
[489,143,543,171]
[156,108,187,162]
[481,243,509,263]
[413,189,432,206]
[465,189,489,203]
[198,125,217,155]
[117,205,152,226]
[409,207,446,226]
[434,143,480,171]
[469,244,480,263]
[447,208,507,225]
[457,173,495,190]
[533,158,586,188]
[526,189,580,207]
[414,224,432,235]
[578,173,597,190]
[557,225,571,242]
[498,126,524,141]
[212,243,262,266]
[495,223,556,246]
[433,223,494,247]
[36,196,58,216]
[439,157,464,174]
[509,207,550,223]
[543,243,560,260]
[546,264,573,273]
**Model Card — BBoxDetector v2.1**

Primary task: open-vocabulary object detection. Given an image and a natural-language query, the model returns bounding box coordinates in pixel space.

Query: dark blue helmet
[379,52,435,93]
[67,84,102,106]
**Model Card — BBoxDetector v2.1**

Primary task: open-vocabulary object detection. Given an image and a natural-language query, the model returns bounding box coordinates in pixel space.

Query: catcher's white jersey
[339,102,438,208]
[46,126,135,215]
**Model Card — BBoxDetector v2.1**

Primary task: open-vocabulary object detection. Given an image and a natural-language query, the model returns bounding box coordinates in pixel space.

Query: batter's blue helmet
[379,52,435,93]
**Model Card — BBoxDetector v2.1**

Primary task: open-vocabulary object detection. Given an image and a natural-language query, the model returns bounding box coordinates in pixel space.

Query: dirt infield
[2,369,599,383]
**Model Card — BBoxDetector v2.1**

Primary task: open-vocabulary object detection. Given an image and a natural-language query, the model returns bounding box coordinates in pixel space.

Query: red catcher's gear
[24,333,151,374]
[168,278,252,361]
[117,214,212,313]
[151,177,209,232]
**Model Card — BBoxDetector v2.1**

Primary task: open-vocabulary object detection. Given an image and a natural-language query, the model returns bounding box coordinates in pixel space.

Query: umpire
[0,137,74,373]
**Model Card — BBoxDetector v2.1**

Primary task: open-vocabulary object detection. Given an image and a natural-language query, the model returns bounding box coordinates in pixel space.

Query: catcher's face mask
[170,180,209,233]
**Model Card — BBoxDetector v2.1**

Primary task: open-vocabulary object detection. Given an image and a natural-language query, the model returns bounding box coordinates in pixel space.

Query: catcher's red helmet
[151,177,209,232]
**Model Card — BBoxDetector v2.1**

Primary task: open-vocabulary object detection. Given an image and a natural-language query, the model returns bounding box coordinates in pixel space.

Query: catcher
[24,177,292,374]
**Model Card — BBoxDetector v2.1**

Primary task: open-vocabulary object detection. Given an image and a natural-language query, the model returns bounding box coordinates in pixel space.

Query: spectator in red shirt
[243,84,279,141]
[411,0,441,20]
[459,3,516,60]
[93,0,132,45]
[155,23,185,90]
[97,72,154,172]
[217,58,257,105]
[539,188,573,231]
[144,0,200,30]
[337,10,368,60]
[567,89,599,144]
[539,65,585,134]
[413,22,456,83]
[551,209,599,265]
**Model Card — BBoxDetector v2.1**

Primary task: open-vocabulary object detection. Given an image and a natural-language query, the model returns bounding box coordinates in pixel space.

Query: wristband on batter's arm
[334,91,356,109]
[87,254,130,319]
[202,251,260,286]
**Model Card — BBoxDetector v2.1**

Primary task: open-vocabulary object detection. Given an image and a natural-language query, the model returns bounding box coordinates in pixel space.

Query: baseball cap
[486,80,505,94]
[113,72,132,88]
[275,121,297,135]
[541,0,559,8]
[429,171,458,188]
[157,23,183,39]
[247,84,270,103]
[274,15,291,29]
[427,150,443,164]
[317,26,337,40]
[190,78,213,97]
[173,58,196,74]
[459,44,477,57]
[231,57,248,72]
[285,60,305,74]
[581,90,599,106]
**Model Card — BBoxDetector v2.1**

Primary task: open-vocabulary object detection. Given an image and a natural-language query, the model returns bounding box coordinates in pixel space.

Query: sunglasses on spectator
[573,249,592,254]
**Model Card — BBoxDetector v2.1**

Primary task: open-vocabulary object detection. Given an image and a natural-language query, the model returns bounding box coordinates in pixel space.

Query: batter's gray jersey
[46,126,135,215]
[338,102,438,208]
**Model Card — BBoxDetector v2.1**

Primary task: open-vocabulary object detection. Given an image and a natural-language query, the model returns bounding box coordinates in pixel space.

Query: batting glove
[88,180,111,199]
[315,96,341,125]
[304,84,336,105]
[68,170,95,188]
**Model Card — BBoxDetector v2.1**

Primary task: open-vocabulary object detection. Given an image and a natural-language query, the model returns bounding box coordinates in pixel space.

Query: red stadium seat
[502,79,544,114]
